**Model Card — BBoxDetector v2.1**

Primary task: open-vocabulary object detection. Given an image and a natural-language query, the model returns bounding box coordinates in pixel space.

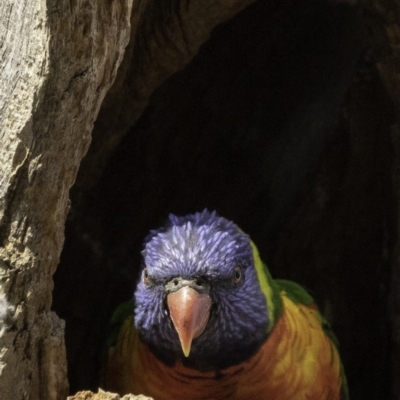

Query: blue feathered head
[134,210,269,370]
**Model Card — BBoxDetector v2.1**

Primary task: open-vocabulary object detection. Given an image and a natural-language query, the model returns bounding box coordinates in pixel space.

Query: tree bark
[67,389,152,400]
[0,0,133,398]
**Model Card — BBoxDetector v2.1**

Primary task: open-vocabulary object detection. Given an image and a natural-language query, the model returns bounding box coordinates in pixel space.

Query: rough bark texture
[0,0,132,398]
[68,389,152,400]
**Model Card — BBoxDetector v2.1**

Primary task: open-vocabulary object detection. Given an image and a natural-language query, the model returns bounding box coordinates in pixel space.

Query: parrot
[103,209,348,400]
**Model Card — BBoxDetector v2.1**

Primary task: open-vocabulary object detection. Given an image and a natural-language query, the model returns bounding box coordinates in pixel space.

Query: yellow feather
[249,240,276,329]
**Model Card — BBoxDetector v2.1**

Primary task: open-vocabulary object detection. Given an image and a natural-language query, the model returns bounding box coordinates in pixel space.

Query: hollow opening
[53,1,395,398]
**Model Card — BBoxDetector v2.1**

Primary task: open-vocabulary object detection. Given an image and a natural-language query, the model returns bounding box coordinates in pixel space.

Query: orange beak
[167,286,211,357]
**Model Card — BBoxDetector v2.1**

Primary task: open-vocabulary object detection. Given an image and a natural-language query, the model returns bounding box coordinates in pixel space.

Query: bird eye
[233,265,243,284]
[143,268,151,285]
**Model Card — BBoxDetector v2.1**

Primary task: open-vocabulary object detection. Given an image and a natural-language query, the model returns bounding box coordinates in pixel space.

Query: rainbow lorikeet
[104,210,348,400]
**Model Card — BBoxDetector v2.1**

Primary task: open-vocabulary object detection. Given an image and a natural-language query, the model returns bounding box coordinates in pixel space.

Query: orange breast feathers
[104,294,344,400]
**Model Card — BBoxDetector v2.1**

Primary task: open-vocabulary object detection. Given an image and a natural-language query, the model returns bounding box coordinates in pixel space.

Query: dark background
[53,1,397,398]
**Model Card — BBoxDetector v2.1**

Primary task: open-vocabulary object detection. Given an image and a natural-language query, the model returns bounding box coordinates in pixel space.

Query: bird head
[134,210,272,371]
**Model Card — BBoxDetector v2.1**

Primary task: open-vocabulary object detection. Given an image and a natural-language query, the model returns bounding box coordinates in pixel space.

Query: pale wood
[67,389,152,400]
[0,0,133,399]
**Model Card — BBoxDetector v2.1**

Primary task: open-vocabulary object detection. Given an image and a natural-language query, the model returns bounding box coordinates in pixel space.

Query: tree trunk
[0,0,133,398]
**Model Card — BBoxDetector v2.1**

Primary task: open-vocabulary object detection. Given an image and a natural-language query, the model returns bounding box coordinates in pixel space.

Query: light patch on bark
[68,389,153,400]
[0,287,13,336]
[0,0,48,223]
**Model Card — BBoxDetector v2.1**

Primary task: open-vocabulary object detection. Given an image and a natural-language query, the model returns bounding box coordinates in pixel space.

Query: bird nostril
[173,279,179,286]
[195,278,203,286]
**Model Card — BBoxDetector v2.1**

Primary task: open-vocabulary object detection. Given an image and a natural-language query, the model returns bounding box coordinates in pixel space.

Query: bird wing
[101,300,135,389]
[276,278,349,400]
[104,300,134,352]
